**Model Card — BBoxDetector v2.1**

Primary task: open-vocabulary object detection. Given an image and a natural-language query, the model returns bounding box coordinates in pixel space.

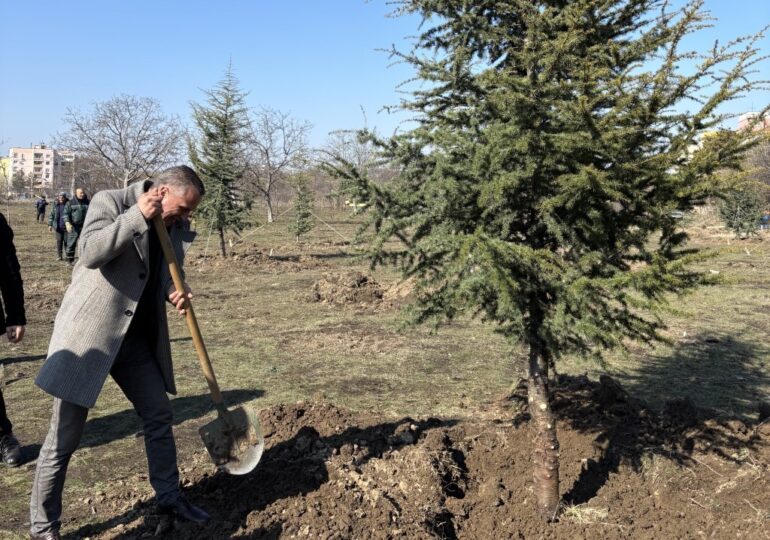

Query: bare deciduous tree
[321,129,398,210]
[65,155,117,195]
[56,95,184,189]
[244,108,311,222]
[321,130,379,209]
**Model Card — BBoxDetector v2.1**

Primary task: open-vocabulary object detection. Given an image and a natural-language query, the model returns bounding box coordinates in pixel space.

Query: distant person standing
[0,212,27,467]
[47,193,69,261]
[35,196,48,223]
[63,188,90,264]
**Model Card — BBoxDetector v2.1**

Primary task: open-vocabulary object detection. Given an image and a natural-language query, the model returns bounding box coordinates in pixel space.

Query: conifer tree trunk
[527,304,560,520]
[218,227,227,257]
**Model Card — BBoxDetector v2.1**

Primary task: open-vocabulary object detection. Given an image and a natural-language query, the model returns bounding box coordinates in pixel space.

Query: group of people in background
[2,188,91,466]
[34,189,91,264]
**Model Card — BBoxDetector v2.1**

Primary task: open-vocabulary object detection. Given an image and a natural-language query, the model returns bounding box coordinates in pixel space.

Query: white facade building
[7,144,74,194]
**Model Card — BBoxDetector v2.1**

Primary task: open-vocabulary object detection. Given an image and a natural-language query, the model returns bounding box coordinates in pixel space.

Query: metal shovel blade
[198,405,264,475]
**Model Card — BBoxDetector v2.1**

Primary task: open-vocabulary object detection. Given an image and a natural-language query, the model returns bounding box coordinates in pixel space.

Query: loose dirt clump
[310,271,384,304]
[68,377,769,540]
[382,277,417,307]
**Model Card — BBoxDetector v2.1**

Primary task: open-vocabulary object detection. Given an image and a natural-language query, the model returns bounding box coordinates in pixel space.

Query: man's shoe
[158,496,210,525]
[0,434,22,467]
[29,531,61,540]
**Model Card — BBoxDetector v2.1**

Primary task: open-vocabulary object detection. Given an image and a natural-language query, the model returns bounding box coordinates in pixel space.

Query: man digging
[30,166,210,540]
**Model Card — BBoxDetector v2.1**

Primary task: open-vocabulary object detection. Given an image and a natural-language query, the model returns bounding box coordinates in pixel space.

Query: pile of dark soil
[67,376,770,539]
[310,272,384,304]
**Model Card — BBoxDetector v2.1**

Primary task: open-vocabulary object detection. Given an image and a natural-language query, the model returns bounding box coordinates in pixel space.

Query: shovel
[153,215,264,475]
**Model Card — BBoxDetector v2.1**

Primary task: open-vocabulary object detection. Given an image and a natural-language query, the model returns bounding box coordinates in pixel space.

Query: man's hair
[155,165,205,197]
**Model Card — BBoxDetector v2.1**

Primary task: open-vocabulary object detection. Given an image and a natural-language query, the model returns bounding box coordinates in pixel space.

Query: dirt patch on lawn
[278,325,410,356]
[188,249,332,274]
[67,376,769,540]
[310,272,384,304]
[23,278,67,311]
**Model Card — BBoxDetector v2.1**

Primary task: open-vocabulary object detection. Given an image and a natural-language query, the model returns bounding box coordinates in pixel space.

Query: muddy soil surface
[66,376,769,539]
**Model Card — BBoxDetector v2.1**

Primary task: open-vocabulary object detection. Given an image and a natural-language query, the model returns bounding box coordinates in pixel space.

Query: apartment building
[6,144,74,194]
[737,111,770,132]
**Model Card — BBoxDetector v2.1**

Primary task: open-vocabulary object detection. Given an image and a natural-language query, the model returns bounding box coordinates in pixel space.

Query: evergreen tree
[720,186,766,237]
[331,0,768,519]
[289,172,314,242]
[11,170,27,195]
[189,64,250,256]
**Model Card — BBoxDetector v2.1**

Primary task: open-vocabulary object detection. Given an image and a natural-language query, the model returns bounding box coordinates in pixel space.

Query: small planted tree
[11,170,28,195]
[330,0,768,520]
[190,64,251,257]
[720,186,766,237]
[289,172,314,242]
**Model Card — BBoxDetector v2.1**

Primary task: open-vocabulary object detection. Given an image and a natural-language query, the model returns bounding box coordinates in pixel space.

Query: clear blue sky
[1,0,768,155]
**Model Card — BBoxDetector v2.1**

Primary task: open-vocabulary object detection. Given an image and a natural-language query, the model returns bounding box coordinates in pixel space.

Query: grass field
[0,200,768,537]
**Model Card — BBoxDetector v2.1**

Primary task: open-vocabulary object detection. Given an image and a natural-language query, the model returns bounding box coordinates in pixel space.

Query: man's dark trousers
[30,335,180,535]
[65,225,82,262]
[54,231,65,260]
[0,388,12,435]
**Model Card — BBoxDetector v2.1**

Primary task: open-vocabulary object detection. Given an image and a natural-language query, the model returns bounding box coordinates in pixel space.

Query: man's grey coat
[36,180,196,408]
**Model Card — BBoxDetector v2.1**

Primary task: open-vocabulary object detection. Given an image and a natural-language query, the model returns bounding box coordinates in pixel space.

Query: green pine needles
[336,0,768,362]
[190,64,251,257]
[327,0,769,518]
[720,186,766,237]
[290,173,315,242]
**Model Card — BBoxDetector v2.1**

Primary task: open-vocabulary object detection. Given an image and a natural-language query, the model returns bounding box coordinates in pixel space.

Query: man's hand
[65,222,73,233]
[168,283,193,316]
[48,226,52,232]
[5,326,25,343]
[138,187,163,220]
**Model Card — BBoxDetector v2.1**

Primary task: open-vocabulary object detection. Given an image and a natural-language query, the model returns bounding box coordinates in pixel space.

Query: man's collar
[123,180,154,208]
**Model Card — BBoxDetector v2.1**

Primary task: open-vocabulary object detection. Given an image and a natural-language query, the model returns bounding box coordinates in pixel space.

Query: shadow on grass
[1,353,46,365]
[501,332,766,508]
[547,332,765,507]
[616,332,768,420]
[79,389,264,449]
[306,251,354,261]
[66,416,455,540]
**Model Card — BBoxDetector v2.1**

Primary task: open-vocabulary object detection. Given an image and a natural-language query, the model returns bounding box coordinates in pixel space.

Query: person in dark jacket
[63,188,90,264]
[47,193,69,261]
[0,212,27,467]
[35,196,48,223]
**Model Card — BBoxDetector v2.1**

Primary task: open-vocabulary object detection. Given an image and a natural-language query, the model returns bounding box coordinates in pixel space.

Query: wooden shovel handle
[152,215,224,406]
